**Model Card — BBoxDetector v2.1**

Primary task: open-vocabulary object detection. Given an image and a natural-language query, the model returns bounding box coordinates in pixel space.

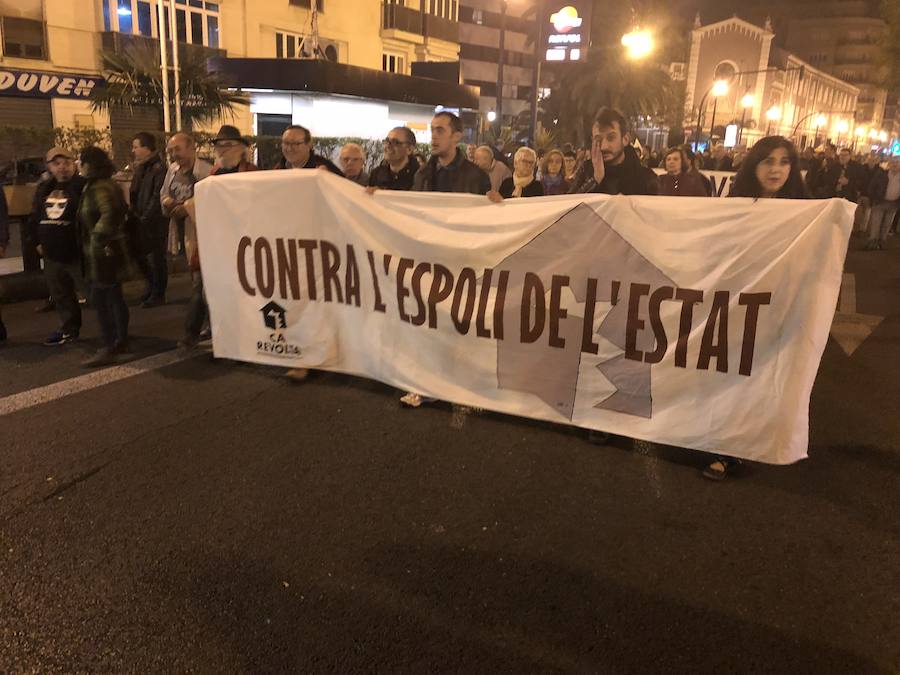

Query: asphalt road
[1,236,898,673]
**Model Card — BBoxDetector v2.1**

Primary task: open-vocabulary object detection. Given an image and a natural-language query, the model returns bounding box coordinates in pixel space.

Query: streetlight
[739,93,755,144]
[766,106,781,135]
[814,113,827,146]
[496,0,508,134]
[707,79,729,144]
[836,119,850,146]
[879,130,888,144]
[621,29,654,60]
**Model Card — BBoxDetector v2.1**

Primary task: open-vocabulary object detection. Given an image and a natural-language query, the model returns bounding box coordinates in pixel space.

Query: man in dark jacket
[275,125,343,175]
[129,132,169,307]
[866,157,900,250]
[569,108,659,196]
[412,111,491,195]
[401,112,493,409]
[27,146,87,345]
[820,148,864,202]
[368,126,420,190]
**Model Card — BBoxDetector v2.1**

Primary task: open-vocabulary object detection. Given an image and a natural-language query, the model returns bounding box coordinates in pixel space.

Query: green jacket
[78,177,130,284]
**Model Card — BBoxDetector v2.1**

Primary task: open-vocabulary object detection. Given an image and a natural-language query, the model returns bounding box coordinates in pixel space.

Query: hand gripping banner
[195,171,853,464]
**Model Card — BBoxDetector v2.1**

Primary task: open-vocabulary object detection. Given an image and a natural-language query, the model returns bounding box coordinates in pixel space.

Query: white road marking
[0,349,200,417]
[831,273,883,357]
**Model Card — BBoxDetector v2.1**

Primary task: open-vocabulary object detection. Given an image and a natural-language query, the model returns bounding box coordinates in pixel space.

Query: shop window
[1,17,47,59]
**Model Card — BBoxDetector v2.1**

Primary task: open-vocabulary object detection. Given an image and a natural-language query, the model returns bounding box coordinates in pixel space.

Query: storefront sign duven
[0,68,104,100]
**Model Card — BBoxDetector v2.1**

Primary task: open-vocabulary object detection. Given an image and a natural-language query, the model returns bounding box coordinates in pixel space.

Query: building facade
[0,0,474,155]
[733,0,895,138]
[685,17,859,150]
[458,0,535,129]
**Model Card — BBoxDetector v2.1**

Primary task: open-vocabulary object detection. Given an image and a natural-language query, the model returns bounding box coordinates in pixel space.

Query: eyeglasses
[383,138,408,148]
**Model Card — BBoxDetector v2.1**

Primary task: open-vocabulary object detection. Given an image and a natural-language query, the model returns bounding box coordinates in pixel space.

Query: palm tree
[542,46,677,146]
[91,41,248,129]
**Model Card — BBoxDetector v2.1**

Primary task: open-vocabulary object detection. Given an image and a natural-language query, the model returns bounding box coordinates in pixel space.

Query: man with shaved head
[161,132,212,257]
[473,144,511,193]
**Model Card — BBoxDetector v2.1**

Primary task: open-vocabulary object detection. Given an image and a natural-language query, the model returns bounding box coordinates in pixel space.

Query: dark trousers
[92,283,129,349]
[137,240,168,300]
[44,258,87,335]
[185,271,207,339]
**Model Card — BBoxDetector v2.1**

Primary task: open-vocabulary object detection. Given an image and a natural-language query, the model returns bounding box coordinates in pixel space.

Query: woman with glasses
[498,147,544,198]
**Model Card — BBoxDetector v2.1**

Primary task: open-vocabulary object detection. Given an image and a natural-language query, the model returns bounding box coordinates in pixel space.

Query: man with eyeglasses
[275,124,342,175]
[368,127,420,191]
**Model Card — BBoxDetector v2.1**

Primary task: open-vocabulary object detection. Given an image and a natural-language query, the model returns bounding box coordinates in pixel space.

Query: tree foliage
[540,46,677,146]
[90,41,249,129]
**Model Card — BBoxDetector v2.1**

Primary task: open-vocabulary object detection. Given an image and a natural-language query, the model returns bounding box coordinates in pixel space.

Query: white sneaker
[399,392,437,408]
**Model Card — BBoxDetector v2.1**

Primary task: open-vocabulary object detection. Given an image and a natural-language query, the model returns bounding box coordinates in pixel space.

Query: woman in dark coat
[78,146,131,367]
[703,136,809,481]
[657,146,709,197]
[540,149,570,195]
[499,147,544,198]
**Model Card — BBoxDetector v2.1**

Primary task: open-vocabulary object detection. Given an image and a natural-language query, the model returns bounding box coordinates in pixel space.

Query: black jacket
[369,156,420,191]
[413,149,491,194]
[568,146,659,196]
[818,160,864,201]
[499,176,544,198]
[27,174,87,263]
[868,168,900,204]
[275,153,344,176]
[129,154,168,249]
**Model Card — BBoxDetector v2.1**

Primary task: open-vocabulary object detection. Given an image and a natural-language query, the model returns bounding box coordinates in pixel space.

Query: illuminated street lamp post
[708,79,729,144]
[766,105,782,136]
[496,0,508,134]
[738,93,754,145]
[814,113,827,147]
[836,119,850,147]
[621,28,654,60]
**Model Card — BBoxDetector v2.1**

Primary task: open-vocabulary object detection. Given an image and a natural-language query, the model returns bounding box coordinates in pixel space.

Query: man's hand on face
[591,136,605,185]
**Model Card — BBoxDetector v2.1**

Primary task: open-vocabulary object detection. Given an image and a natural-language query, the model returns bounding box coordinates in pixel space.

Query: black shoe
[34,298,55,313]
[81,348,116,368]
[587,429,610,445]
[0,321,6,342]
[111,339,131,354]
[44,330,78,346]
[141,296,166,308]
[177,335,199,350]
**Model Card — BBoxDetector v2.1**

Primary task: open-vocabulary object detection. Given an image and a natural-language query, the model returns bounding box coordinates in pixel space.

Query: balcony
[100,32,225,61]
[423,13,458,44]
[381,4,424,39]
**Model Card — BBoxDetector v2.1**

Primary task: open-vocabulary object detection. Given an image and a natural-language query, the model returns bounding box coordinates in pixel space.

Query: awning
[208,57,480,110]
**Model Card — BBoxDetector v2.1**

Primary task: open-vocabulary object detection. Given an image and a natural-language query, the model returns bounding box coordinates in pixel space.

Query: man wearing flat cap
[26,146,88,346]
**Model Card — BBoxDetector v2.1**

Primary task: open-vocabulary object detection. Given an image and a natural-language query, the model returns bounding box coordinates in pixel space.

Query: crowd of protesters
[1,106,898,478]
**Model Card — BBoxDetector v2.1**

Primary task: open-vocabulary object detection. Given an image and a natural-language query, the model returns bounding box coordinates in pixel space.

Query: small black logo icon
[261,301,287,330]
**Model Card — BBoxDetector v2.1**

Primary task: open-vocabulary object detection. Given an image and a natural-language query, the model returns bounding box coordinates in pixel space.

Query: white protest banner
[195,172,853,465]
